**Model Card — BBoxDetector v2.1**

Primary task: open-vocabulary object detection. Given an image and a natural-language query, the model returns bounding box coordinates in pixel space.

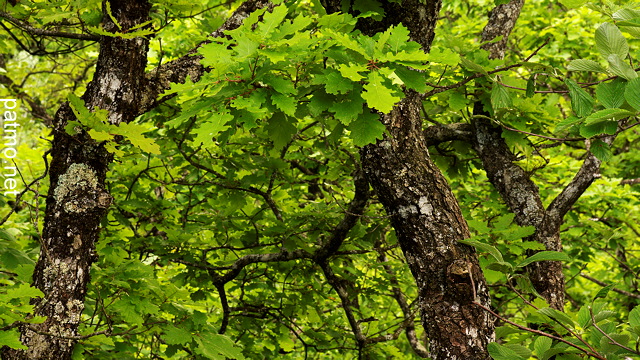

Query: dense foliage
[1,0,640,359]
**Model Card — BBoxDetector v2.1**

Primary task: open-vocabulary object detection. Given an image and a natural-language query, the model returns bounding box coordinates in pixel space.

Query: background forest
[1,0,640,359]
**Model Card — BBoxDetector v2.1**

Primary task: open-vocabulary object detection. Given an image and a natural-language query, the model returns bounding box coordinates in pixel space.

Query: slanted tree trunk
[1,1,151,358]
[322,1,495,358]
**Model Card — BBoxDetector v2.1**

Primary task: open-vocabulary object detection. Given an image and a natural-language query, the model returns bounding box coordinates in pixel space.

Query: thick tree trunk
[318,2,495,358]
[1,1,151,359]
[362,92,494,360]
[472,0,567,310]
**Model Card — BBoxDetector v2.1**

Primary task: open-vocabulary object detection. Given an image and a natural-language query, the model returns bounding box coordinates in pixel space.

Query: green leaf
[329,90,364,125]
[387,24,411,54]
[460,57,488,74]
[314,69,354,95]
[595,22,629,60]
[590,139,612,161]
[533,336,553,357]
[257,4,288,37]
[162,325,193,345]
[348,112,385,146]
[607,54,637,80]
[596,78,626,108]
[4,283,44,300]
[516,251,570,268]
[583,108,634,125]
[579,120,618,138]
[555,116,582,134]
[564,79,594,117]
[629,306,640,327]
[491,83,512,110]
[458,239,504,262]
[361,72,402,113]
[488,342,526,360]
[192,112,233,145]
[538,307,576,328]
[393,67,428,93]
[559,0,589,8]
[113,123,161,154]
[195,332,245,360]
[426,47,460,67]
[594,283,615,299]
[567,59,607,73]
[0,329,27,350]
[271,93,298,116]
[266,113,297,150]
[525,75,535,98]
[338,63,367,81]
[578,305,592,328]
[624,77,640,111]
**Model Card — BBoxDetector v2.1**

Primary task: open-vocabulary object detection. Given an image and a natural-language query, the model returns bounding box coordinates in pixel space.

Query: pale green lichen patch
[53,163,99,213]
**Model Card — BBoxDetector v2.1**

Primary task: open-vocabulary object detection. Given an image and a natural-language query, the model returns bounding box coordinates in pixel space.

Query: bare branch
[423,123,473,145]
[0,11,100,41]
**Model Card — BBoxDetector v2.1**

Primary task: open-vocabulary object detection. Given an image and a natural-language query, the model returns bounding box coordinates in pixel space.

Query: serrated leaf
[488,342,526,360]
[195,332,245,360]
[584,108,634,125]
[426,47,460,67]
[534,336,553,357]
[607,54,637,80]
[338,63,367,81]
[578,306,593,328]
[491,83,512,110]
[629,306,640,327]
[595,22,629,60]
[594,283,615,299]
[329,90,364,125]
[565,79,594,117]
[271,93,298,116]
[4,283,44,300]
[387,24,410,54]
[0,329,27,350]
[624,77,640,110]
[266,113,297,150]
[613,9,640,22]
[555,116,582,134]
[579,120,618,138]
[460,57,488,74]
[538,307,575,328]
[393,67,428,93]
[458,239,504,263]
[192,112,233,146]
[257,4,288,37]
[162,326,193,345]
[567,59,607,73]
[87,129,114,142]
[113,123,161,154]
[517,251,570,268]
[590,139,612,161]
[361,72,402,113]
[597,78,627,108]
[448,91,468,111]
[348,112,385,146]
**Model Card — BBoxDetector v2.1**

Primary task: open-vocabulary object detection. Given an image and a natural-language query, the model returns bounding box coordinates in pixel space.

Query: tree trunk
[472,0,567,310]
[319,1,495,358]
[1,1,151,358]
[361,91,494,360]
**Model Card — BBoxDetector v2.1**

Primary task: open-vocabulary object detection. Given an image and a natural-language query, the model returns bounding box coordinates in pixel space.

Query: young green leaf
[538,307,576,328]
[458,239,504,262]
[0,330,28,350]
[487,343,527,360]
[533,336,553,357]
[594,283,615,299]
[579,120,618,138]
[361,72,402,113]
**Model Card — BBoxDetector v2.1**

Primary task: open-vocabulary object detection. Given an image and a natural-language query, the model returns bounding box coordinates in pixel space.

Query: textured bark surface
[1,1,151,359]
[471,0,569,310]
[318,1,495,358]
[362,92,494,360]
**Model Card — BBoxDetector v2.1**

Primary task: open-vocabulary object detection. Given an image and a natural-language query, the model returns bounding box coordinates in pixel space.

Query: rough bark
[1,1,151,359]
[362,92,494,360]
[472,0,570,310]
[320,1,495,358]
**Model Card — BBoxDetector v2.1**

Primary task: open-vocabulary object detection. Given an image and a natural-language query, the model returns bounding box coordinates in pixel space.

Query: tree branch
[0,11,100,41]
